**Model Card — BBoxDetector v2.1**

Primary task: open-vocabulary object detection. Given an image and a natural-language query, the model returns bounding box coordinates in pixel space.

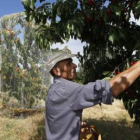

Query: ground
[0,99,140,140]
[82,99,140,140]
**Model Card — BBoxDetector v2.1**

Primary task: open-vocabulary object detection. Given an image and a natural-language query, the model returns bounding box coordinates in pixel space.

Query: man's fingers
[81,128,85,133]
[81,122,88,126]
[81,121,89,127]
[81,122,86,126]
[81,127,89,133]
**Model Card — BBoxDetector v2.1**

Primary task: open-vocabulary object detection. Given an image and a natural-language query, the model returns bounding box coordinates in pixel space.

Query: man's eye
[67,62,71,66]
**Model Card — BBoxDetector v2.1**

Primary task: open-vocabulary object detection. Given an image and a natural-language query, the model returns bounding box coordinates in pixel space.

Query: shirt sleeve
[66,80,114,110]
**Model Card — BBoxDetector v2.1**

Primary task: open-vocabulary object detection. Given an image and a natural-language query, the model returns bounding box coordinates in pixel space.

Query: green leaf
[21,0,30,7]
[134,40,140,50]
[102,71,110,76]
[30,0,35,10]
[135,2,140,19]
[40,0,45,2]
[126,59,130,68]
[118,29,125,39]
[109,34,114,43]
[135,1,140,11]
[103,77,110,80]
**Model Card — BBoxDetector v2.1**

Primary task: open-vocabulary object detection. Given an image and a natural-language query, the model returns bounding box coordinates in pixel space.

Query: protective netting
[0,12,51,114]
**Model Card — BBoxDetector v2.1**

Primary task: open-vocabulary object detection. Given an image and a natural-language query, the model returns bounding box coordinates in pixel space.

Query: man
[45,50,140,140]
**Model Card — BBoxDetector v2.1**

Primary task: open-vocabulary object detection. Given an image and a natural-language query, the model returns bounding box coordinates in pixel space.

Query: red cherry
[107,9,112,17]
[130,62,134,65]
[124,8,127,12]
[111,0,117,2]
[115,71,121,74]
[130,62,136,66]
[127,92,135,99]
[86,17,93,22]
[87,0,94,5]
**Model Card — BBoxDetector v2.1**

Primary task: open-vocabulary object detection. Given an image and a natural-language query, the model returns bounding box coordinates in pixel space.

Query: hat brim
[46,53,77,72]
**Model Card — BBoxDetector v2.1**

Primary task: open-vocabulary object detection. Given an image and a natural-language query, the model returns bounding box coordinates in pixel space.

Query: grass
[0,112,45,140]
[0,98,140,140]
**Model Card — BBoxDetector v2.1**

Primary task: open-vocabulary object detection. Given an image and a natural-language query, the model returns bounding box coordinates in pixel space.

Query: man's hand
[81,122,90,133]
[80,122,102,140]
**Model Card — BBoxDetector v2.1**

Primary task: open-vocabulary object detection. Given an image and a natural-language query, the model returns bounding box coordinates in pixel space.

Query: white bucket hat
[46,51,77,72]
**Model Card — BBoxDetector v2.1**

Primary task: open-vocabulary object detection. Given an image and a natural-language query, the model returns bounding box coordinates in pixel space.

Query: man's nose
[72,63,77,68]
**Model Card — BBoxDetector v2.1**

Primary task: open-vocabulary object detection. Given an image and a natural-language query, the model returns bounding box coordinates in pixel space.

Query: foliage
[0,13,49,109]
[74,65,85,84]
[21,0,140,49]
[22,0,140,126]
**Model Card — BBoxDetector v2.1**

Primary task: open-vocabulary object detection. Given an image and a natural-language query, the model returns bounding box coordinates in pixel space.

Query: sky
[0,0,24,18]
[0,0,85,66]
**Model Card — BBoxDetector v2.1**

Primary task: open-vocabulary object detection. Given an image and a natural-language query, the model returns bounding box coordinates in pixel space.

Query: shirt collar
[53,77,69,83]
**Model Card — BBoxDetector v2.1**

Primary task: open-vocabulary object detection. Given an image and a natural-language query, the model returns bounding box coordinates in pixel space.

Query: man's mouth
[71,69,76,75]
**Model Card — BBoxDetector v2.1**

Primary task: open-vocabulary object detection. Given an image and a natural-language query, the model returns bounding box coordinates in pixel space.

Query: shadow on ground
[29,118,140,140]
[84,119,140,140]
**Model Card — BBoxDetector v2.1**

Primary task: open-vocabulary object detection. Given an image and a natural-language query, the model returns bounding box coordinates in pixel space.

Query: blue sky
[0,0,24,18]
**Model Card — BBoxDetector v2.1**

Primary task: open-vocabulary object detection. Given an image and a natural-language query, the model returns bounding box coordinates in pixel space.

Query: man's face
[55,58,77,80]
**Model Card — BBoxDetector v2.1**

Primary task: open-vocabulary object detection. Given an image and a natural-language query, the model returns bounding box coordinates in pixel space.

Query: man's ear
[53,67,61,76]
